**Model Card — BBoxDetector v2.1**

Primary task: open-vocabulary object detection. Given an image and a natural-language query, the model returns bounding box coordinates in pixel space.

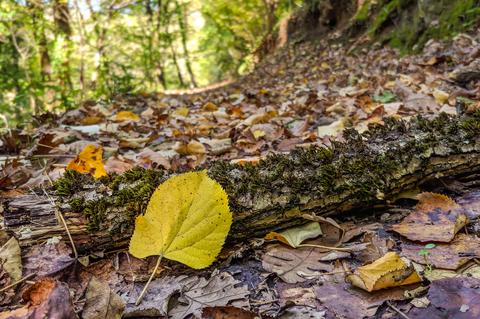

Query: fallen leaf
[104,155,134,174]
[66,144,107,179]
[252,129,266,139]
[198,138,232,155]
[174,140,207,155]
[277,284,317,308]
[315,281,409,319]
[317,119,345,138]
[279,306,327,319]
[433,89,449,104]
[373,90,397,103]
[407,277,480,319]
[391,192,467,242]
[173,106,190,117]
[202,306,257,319]
[202,102,218,111]
[265,222,323,248]
[0,262,15,305]
[422,262,480,281]
[124,275,185,317]
[129,171,232,269]
[0,233,22,282]
[347,252,422,292]
[168,272,249,319]
[401,234,480,270]
[136,148,171,169]
[82,276,125,319]
[114,111,140,122]
[23,241,75,278]
[0,278,77,319]
[262,244,349,283]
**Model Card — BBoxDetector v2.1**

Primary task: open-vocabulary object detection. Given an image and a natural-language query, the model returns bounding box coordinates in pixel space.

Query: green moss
[389,0,480,52]
[354,0,373,22]
[54,170,93,197]
[369,0,401,35]
[68,197,85,212]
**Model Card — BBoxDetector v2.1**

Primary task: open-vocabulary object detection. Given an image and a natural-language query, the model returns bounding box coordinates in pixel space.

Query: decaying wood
[3,114,480,254]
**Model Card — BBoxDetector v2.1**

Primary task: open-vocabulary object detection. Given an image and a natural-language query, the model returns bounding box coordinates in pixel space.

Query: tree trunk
[3,114,480,254]
[54,0,73,104]
[176,1,197,87]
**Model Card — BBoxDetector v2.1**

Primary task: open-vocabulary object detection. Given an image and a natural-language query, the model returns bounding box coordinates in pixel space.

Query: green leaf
[373,90,397,103]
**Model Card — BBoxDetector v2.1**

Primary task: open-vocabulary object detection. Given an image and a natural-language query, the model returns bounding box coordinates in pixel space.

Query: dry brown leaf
[391,192,467,242]
[262,244,349,283]
[82,276,125,319]
[168,272,249,319]
[0,232,22,282]
[407,277,480,319]
[347,252,421,292]
[174,140,206,155]
[201,306,257,319]
[0,278,77,319]
[315,281,410,319]
[401,234,480,270]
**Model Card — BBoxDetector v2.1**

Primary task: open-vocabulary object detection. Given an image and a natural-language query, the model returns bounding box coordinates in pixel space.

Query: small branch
[0,273,35,293]
[387,301,411,319]
[42,188,78,259]
[297,244,354,252]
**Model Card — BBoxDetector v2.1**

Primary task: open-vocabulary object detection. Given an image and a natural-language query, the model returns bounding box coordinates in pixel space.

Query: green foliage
[373,90,397,103]
[0,0,298,127]
[368,0,480,53]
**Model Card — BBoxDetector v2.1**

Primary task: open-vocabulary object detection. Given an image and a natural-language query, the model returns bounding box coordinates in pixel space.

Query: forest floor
[1,26,480,319]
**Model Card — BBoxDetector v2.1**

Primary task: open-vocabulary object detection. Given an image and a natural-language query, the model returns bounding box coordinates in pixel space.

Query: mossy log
[3,114,480,254]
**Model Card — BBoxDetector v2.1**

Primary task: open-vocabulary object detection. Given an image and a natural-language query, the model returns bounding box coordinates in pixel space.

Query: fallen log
[3,113,480,254]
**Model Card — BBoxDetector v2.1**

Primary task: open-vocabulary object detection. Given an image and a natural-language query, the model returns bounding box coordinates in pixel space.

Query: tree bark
[3,114,480,254]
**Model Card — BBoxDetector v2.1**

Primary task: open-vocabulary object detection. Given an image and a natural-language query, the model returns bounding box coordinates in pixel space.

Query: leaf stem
[135,255,163,305]
[297,244,353,252]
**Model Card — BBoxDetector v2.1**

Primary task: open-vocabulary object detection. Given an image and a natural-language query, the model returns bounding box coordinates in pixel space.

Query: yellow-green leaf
[265,222,323,248]
[129,171,232,269]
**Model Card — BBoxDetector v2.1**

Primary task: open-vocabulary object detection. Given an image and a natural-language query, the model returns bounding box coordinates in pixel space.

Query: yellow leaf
[202,102,218,111]
[173,107,189,117]
[433,89,449,105]
[114,111,140,122]
[129,171,232,269]
[347,252,421,292]
[66,144,107,179]
[174,140,206,155]
[265,222,323,248]
[253,129,266,140]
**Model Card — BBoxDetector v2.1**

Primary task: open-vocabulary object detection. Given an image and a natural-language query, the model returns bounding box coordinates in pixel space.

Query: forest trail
[1,19,480,319]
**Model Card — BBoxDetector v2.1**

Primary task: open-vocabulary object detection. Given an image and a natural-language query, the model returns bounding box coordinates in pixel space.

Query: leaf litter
[1,26,480,319]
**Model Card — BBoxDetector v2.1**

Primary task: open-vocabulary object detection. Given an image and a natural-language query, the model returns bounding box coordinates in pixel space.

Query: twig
[387,301,411,319]
[0,154,76,161]
[250,299,278,306]
[297,244,354,252]
[0,273,35,293]
[135,255,163,305]
[42,188,78,259]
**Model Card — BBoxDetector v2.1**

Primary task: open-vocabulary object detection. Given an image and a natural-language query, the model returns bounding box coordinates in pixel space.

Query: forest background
[1,0,479,127]
[0,0,300,125]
